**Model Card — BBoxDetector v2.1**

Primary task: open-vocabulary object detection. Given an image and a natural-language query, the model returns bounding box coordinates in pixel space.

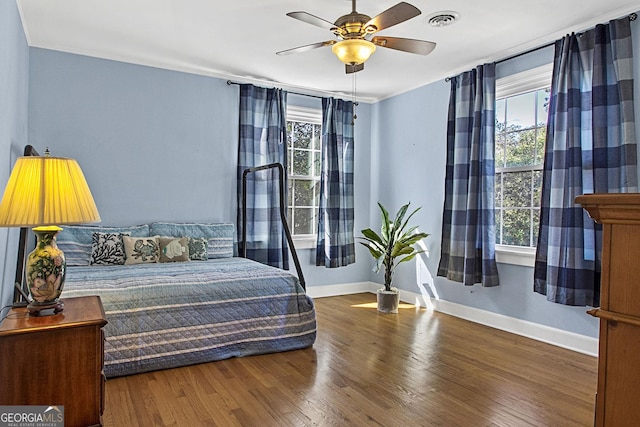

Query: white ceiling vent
[427,11,460,27]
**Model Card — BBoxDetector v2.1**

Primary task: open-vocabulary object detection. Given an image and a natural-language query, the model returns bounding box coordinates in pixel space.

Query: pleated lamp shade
[0,155,101,227]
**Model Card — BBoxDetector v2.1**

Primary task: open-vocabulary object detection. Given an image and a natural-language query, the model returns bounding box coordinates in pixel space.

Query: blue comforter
[63,257,316,377]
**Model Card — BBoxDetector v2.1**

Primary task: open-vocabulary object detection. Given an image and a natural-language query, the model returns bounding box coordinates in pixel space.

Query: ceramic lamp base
[26,226,67,315]
[28,300,65,316]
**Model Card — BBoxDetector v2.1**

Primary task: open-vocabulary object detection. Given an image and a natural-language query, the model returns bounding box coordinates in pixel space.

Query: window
[494,64,552,265]
[286,106,322,248]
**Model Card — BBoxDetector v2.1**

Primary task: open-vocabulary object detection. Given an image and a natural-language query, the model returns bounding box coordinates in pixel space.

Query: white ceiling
[16,0,640,103]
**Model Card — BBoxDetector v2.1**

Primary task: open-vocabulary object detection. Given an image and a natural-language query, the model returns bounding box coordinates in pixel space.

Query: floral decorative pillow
[188,237,208,261]
[123,236,160,265]
[90,232,128,265]
[159,237,189,263]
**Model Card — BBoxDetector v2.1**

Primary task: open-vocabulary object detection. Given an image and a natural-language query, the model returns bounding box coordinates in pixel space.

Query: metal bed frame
[241,163,306,290]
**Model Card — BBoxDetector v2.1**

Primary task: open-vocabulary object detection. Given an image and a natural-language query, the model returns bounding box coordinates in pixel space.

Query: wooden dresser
[0,296,108,427]
[577,193,640,427]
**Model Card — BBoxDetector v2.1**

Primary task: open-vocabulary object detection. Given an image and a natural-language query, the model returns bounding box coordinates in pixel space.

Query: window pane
[506,91,536,130]
[293,149,312,176]
[533,170,542,207]
[535,126,546,165]
[495,134,506,168]
[505,129,536,167]
[502,208,531,246]
[496,98,506,128]
[536,88,550,126]
[496,208,502,244]
[294,208,315,235]
[495,173,502,204]
[293,122,314,149]
[294,179,315,206]
[314,180,321,207]
[314,151,322,176]
[313,124,321,150]
[503,171,531,207]
[532,209,540,246]
[287,179,293,207]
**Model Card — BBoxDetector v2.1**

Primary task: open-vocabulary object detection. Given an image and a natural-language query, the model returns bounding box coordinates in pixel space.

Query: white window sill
[495,245,536,267]
[292,236,316,250]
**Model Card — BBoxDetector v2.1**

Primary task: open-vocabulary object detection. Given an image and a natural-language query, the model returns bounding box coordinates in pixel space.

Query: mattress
[62,257,316,377]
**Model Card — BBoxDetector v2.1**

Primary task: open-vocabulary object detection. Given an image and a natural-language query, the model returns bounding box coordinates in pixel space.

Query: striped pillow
[149,222,234,259]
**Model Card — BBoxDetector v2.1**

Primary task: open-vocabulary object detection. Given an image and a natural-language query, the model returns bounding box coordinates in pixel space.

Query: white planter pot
[377,288,400,313]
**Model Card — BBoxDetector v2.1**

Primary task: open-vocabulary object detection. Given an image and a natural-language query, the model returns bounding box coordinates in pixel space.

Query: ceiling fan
[276,0,436,74]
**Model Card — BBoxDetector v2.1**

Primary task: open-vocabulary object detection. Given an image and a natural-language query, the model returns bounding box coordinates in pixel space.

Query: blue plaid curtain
[438,63,499,287]
[316,97,356,268]
[534,17,638,306]
[237,84,289,269]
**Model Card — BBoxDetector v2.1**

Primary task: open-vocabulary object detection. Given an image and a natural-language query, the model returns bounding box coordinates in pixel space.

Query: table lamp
[0,149,100,315]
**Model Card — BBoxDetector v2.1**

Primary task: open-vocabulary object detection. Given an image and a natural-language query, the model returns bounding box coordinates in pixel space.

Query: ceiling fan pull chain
[352,72,358,124]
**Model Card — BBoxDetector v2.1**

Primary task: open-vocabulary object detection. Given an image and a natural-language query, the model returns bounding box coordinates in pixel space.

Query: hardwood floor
[103,293,597,426]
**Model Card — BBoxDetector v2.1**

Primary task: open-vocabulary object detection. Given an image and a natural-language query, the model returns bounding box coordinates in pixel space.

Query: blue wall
[27,49,373,288]
[0,0,29,314]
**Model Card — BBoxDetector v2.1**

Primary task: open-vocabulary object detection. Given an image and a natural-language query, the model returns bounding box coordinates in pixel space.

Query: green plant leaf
[361,228,383,244]
[399,232,430,246]
[391,244,414,258]
[359,242,384,259]
[379,202,391,242]
[399,206,422,237]
[397,251,424,264]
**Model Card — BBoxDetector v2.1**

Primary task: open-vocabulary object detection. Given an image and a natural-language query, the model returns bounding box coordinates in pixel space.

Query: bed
[62,257,316,378]
[51,222,317,378]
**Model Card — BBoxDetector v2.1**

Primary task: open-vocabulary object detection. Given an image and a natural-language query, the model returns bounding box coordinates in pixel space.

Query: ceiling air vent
[427,11,460,27]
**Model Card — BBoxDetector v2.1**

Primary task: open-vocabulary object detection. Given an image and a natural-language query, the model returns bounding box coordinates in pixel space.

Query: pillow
[57,224,150,266]
[158,236,189,263]
[123,236,160,265]
[188,237,208,261]
[149,222,234,259]
[90,232,128,265]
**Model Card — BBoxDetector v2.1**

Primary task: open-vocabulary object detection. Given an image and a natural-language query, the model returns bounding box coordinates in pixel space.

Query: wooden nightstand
[0,296,108,427]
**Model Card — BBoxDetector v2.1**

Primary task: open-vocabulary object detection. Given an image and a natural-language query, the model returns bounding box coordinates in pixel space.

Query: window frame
[286,105,323,250]
[494,64,553,267]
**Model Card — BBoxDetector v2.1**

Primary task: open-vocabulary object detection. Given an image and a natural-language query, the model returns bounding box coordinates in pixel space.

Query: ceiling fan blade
[346,63,364,74]
[372,36,436,55]
[364,2,421,33]
[287,11,336,30]
[276,41,335,56]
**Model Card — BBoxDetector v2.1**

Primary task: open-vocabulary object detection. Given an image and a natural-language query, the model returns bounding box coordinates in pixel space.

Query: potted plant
[359,202,429,313]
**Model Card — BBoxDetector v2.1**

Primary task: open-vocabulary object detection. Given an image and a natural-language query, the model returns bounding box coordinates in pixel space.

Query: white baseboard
[305,282,373,298]
[308,281,598,357]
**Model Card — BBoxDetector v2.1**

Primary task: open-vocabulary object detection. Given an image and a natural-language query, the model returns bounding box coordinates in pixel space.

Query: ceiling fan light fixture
[332,39,376,65]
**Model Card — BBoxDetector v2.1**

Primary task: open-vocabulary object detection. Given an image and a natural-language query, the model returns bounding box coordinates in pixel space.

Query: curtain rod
[445,12,637,82]
[226,80,322,100]
[226,80,359,105]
